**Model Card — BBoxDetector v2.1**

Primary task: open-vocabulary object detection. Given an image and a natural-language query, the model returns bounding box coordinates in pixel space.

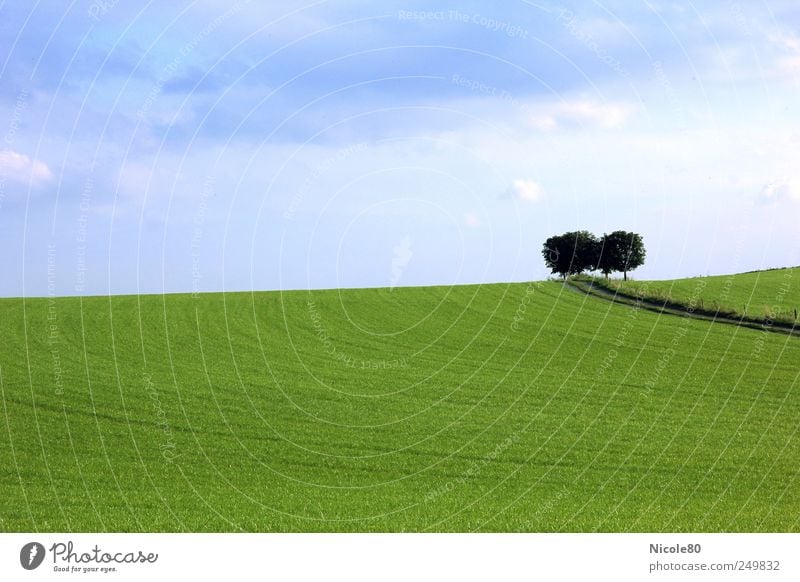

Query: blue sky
[1,0,799,296]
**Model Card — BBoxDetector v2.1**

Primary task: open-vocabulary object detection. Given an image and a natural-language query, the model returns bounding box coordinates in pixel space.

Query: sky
[1,0,799,297]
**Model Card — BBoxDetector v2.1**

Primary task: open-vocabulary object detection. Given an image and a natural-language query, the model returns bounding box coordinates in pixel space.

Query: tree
[542,231,598,278]
[542,233,570,278]
[595,234,621,278]
[543,230,646,280]
[569,230,600,274]
[600,231,646,280]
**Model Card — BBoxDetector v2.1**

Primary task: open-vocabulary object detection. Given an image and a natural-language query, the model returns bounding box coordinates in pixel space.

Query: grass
[593,267,799,324]
[1,277,799,532]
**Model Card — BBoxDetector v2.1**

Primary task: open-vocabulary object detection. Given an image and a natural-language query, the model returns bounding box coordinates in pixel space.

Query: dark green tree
[600,231,646,280]
[542,231,598,278]
[595,234,620,278]
[542,233,569,278]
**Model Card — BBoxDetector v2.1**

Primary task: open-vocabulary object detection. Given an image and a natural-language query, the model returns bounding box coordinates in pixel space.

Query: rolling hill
[598,267,799,323]
[1,275,798,532]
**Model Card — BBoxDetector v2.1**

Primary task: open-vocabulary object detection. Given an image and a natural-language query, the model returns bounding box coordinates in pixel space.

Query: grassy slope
[602,267,799,322]
[1,281,798,532]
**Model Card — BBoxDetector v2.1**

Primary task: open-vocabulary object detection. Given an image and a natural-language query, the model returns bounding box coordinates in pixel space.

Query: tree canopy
[542,230,645,279]
[542,231,598,278]
[601,230,645,280]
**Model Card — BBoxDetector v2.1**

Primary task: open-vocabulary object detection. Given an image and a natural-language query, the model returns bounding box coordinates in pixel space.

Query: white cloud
[529,115,559,132]
[777,55,800,74]
[91,203,125,219]
[0,150,53,186]
[117,160,190,200]
[463,212,481,227]
[527,100,630,131]
[118,162,154,198]
[509,179,543,202]
[760,177,800,203]
[769,31,800,54]
[761,30,800,79]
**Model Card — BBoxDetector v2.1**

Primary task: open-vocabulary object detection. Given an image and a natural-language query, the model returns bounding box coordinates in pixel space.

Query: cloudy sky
[1,0,799,296]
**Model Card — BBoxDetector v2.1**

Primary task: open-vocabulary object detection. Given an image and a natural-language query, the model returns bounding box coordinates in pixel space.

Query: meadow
[1,275,798,532]
[595,267,799,323]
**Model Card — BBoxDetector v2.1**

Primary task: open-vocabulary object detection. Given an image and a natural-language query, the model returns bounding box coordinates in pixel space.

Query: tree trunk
[624,270,627,281]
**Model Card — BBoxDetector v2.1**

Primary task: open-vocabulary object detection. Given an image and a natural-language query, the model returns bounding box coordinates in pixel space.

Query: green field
[598,267,799,323]
[1,276,799,532]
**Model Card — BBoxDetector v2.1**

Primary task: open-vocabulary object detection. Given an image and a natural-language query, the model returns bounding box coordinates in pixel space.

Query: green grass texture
[601,267,799,322]
[1,277,798,532]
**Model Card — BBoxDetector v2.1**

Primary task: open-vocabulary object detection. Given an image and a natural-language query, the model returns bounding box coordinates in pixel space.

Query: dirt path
[565,278,800,338]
